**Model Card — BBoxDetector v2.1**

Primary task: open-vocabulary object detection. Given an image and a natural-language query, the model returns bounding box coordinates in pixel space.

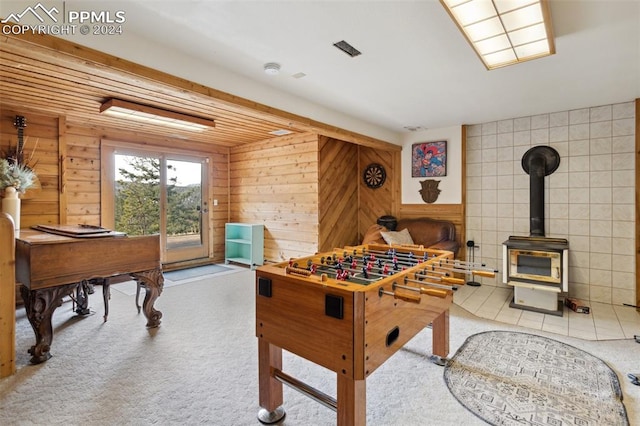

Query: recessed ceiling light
[292,72,306,79]
[264,62,281,75]
[269,129,293,136]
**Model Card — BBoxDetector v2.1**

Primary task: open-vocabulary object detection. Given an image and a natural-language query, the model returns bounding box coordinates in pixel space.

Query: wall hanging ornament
[363,163,386,189]
[419,179,441,203]
[412,140,447,177]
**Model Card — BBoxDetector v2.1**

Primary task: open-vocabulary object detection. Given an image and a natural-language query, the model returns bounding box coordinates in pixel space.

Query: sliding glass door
[103,143,209,264]
[164,156,208,262]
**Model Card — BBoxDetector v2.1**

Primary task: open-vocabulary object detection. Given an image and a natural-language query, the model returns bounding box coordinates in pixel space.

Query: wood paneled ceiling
[0,27,399,151]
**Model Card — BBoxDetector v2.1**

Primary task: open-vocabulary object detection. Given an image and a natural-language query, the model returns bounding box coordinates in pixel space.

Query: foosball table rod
[412,272,464,286]
[404,274,464,291]
[322,252,419,270]
[439,257,498,272]
[359,247,438,261]
[427,264,496,277]
[392,282,448,298]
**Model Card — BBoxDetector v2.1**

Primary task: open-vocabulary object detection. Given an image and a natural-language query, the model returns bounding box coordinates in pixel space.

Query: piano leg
[130,268,164,328]
[102,278,111,322]
[74,280,92,316]
[20,283,78,364]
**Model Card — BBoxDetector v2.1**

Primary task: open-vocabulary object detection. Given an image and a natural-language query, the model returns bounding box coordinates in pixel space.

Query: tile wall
[465,101,636,305]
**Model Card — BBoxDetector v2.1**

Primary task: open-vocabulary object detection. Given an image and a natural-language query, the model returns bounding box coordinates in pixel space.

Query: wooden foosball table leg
[431,308,450,364]
[257,338,285,424]
[337,375,366,426]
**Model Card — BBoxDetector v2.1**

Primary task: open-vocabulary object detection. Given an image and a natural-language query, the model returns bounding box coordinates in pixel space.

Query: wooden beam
[0,212,16,378]
[636,99,640,312]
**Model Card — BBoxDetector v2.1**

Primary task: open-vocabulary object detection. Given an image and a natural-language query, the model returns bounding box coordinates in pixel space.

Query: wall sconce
[100,99,215,131]
[440,0,555,70]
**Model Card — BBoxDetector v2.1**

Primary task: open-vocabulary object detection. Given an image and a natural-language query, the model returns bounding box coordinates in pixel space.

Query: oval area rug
[443,331,629,426]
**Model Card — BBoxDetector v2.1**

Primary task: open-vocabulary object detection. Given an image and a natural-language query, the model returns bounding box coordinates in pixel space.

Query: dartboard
[363,163,386,189]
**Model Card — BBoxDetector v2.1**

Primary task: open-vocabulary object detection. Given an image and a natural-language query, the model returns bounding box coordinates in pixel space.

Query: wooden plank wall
[230,132,319,262]
[0,107,60,227]
[66,125,230,263]
[357,146,398,240]
[0,105,230,264]
[356,140,466,258]
[69,126,230,263]
[317,136,359,250]
[209,149,230,263]
[65,124,101,225]
[2,105,464,269]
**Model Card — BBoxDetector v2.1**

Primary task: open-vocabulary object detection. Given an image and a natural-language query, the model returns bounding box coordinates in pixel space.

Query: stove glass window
[517,255,552,276]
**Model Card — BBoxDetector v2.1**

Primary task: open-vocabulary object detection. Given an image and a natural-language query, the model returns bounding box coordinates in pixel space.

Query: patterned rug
[444,331,629,426]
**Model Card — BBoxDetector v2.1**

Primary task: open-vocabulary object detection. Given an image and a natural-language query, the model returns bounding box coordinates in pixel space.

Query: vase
[2,186,21,231]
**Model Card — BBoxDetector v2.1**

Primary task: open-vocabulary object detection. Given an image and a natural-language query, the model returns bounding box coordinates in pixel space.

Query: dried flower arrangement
[0,157,37,194]
[1,115,39,195]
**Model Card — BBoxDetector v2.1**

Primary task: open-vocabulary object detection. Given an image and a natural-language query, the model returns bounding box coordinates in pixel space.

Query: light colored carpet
[444,331,629,426]
[111,265,243,296]
[1,270,639,425]
[163,264,234,281]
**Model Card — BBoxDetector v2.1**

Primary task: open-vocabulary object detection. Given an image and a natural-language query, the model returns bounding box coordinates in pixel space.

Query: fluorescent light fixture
[100,99,215,131]
[440,0,555,69]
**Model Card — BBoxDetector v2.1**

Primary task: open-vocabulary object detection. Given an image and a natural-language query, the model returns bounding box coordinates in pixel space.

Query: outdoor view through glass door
[114,152,209,264]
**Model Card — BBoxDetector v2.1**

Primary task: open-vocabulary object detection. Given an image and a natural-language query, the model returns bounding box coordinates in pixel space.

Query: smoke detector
[263,62,281,75]
[403,126,427,132]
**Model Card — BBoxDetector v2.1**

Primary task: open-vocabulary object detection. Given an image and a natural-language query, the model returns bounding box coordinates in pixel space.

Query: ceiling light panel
[500,4,543,31]
[465,17,503,41]
[100,99,215,132]
[440,0,555,69]
[451,0,497,25]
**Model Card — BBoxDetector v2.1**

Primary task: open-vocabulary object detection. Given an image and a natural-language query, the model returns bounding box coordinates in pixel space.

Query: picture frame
[412,140,447,177]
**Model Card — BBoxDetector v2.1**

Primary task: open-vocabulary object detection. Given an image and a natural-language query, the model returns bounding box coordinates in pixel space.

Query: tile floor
[454,283,640,341]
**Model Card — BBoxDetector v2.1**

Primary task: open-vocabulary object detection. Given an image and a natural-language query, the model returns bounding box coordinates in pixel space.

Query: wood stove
[502,146,569,316]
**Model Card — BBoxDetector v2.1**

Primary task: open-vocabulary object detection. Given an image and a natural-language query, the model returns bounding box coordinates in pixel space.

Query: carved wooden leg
[135,281,142,314]
[130,268,164,328]
[20,283,77,364]
[102,279,110,322]
[74,280,91,315]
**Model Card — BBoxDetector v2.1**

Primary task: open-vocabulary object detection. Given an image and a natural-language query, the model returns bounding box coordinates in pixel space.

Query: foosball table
[255,243,495,425]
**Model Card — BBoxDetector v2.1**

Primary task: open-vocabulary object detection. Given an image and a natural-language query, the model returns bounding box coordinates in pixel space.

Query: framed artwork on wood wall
[412,140,447,177]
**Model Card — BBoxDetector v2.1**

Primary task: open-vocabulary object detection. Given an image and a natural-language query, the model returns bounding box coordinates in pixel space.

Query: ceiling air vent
[333,40,361,57]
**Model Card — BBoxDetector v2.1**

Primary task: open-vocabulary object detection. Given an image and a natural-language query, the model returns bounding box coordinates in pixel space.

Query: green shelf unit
[225,223,264,270]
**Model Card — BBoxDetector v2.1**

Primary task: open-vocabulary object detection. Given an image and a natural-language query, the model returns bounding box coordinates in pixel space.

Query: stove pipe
[521,146,560,237]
